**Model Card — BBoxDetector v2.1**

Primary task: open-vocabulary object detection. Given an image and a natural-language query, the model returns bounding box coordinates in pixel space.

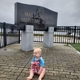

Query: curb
[68,44,80,54]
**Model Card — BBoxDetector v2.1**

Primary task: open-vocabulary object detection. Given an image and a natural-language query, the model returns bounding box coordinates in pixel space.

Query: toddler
[26,48,45,80]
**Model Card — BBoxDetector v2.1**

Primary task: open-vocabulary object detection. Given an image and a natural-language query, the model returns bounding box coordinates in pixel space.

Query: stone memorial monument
[15,2,58,51]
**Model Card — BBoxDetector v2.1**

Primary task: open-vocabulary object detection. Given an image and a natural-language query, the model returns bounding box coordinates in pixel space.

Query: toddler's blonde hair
[34,48,42,55]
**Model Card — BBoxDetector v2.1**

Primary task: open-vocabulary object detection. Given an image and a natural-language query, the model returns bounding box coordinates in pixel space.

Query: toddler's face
[33,50,41,58]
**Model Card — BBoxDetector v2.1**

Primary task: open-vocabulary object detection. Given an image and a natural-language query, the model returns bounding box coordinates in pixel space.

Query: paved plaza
[0,43,80,80]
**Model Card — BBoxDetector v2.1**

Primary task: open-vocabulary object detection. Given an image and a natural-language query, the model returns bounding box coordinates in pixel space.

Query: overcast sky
[0,0,80,26]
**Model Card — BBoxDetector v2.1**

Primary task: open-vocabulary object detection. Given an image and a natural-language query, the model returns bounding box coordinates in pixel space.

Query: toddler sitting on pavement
[26,48,45,80]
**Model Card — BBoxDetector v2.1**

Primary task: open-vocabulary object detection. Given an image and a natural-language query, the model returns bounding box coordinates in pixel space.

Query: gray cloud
[0,0,80,26]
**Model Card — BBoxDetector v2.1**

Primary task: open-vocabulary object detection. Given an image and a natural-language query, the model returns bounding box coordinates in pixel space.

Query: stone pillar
[21,25,33,51]
[43,27,54,47]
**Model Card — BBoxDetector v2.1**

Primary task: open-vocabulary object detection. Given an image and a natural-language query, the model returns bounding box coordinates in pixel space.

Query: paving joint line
[16,54,32,80]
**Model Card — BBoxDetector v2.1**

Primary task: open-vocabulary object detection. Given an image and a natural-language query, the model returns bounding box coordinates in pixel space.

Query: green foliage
[34,34,43,36]
[0,33,18,36]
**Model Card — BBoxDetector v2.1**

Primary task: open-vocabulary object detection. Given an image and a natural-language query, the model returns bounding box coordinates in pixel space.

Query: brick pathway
[0,43,80,80]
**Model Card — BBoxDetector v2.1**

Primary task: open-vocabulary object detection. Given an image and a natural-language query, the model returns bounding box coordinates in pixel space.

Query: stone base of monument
[43,27,54,47]
[21,25,33,51]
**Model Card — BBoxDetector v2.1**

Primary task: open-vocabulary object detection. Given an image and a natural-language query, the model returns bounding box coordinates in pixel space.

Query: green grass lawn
[70,43,80,52]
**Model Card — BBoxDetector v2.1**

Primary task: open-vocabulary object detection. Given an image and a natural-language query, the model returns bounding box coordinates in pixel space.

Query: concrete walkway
[0,43,80,80]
